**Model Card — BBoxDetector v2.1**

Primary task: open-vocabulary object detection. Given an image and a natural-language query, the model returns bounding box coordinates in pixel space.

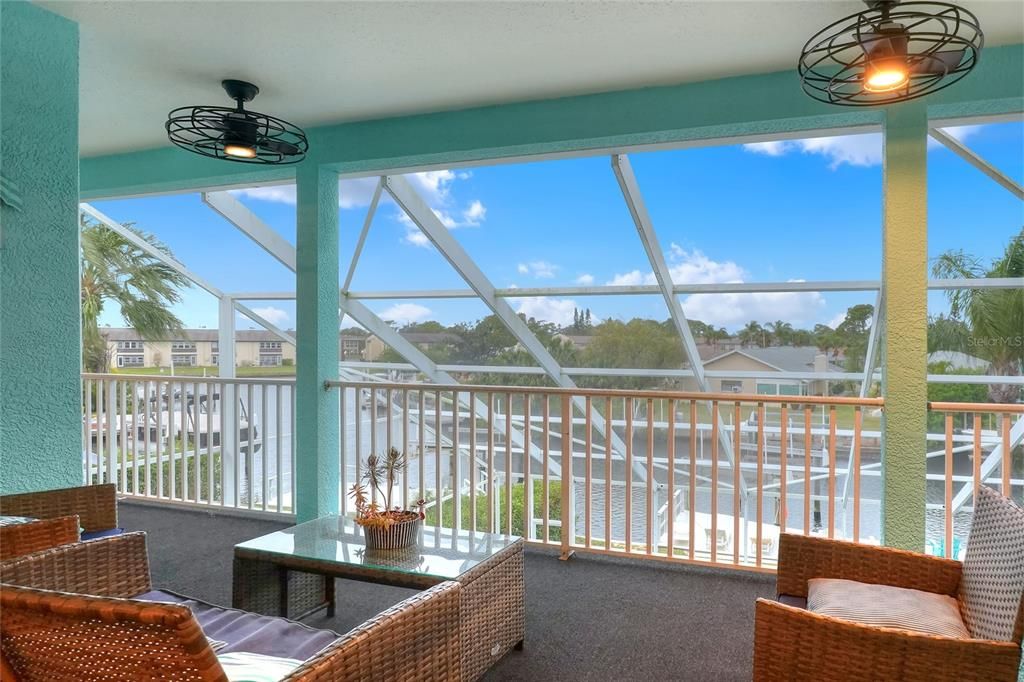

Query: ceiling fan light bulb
[224,143,257,159]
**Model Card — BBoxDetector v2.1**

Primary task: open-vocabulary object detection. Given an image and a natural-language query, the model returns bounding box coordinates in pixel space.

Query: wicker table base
[233,525,524,682]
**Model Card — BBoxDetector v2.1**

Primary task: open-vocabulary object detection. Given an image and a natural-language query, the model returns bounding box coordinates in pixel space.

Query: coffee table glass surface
[234,515,520,581]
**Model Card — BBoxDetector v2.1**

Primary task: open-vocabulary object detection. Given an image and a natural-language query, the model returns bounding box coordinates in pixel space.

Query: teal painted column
[880,102,928,551]
[0,2,82,494]
[294,163,340,521]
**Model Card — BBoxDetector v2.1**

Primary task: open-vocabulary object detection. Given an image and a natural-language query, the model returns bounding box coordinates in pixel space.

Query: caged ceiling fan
[166,79,309,164]
[798,0,983,106]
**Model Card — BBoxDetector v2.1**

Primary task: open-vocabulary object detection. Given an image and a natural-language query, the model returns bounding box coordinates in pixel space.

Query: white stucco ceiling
[39,0,1024,157]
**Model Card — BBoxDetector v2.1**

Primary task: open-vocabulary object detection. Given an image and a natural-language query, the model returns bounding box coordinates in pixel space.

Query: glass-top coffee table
[233,516,525,681]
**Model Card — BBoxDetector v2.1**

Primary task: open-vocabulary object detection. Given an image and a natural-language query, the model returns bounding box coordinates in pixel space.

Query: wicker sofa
[0,483,120,538]
[0,515,81,562]
[754,487,1024,681]
[0,533,462,681]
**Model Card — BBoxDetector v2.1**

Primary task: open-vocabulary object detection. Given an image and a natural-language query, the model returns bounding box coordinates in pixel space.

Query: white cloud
[742,125,986,170]
[463,200,486,225]
[575,273,595,285]
[378,303,432,325]
[250,306,290,326]
[607,245,743,287]
[681,289,827,330]
[608,247,827,330]
[517,260,558,279]
[515,298,579,327]
[826,311,847,329]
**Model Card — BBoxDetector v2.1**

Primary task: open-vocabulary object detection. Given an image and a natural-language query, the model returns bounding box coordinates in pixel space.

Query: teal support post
[0,2,82,494]
[294,163,340,521]
[880,102,928,551]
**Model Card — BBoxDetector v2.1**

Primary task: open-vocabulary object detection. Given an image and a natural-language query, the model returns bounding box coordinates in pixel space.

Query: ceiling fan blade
[912,49,967,74]
[858,30,908,59]
[259,138,300,156]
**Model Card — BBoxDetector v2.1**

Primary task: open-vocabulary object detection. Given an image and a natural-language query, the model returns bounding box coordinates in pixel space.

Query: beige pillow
[807,578,969,639]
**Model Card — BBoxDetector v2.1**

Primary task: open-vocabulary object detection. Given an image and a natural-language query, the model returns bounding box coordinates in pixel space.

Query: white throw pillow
[217,651,304,682]
[807,578,969,639]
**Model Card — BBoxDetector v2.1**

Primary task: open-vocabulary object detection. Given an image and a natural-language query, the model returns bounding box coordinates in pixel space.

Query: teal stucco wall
[0,2,82,493]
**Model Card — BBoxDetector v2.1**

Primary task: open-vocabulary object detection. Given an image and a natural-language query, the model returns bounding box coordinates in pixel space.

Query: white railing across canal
[82,374,295,514]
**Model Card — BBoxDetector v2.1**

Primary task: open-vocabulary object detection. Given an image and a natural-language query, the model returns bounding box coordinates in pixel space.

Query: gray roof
[706,346,844,373]
[400,331,463,344]
[101,328,291,343]
[928,350,989,371]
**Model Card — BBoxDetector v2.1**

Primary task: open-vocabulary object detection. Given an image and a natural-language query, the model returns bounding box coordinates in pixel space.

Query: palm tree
[81,217,189,372]
[768,320,794,346]
[931,229,1024,403]
[738,321,766,348]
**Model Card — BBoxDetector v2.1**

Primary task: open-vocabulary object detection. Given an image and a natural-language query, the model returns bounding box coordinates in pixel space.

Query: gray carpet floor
[121,501,774,681]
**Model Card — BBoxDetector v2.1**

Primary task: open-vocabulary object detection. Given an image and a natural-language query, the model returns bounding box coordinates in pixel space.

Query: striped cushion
[808,578,969,639]
[959,486,1024,642]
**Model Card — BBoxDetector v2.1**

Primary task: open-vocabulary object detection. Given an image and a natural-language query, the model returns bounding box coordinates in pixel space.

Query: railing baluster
[355,386,363,499]
[107,380,116,486]
[560,393,573,560]
[290,384,297,512]
[688,400,696,562]
[261,384,269,511]
[756,402,765,567]
[419,390,426,511]
[523,394,532,542]
[337,384,344,514]
[852,407,861,542]
[486,392,495,533]
[972,413,982,503]
[119,380,128,492]
[246,383,255,510]
[143,381,151,497]
[1002,412,1011,497]
[452,391,461,531]
[585,396,593,550]
[605,396,613,553]
[81,379,89,485]
[207,380,215,505]
[944,413,954,558]
[667,399,675,559]
[646,398,654,555]
[827,406,836,539]
[710,400,719,564]
[625,397,633,553]
[733,401,741,565]
[156,380,164,499]
[803,407,811,536]
[779,403,788,540]
[130,380,139,495]
[469,390,476,532]
[543,395,550,543]
[505,392,513,535]
[192,381,201,503]
[370,388,378,504]
[435,390,443,530]
[402,389,409,510]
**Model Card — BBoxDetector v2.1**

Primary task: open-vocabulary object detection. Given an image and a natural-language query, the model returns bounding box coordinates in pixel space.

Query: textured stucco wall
[880,103,928,551]
[0,2,82,493]
[294,163,340,522]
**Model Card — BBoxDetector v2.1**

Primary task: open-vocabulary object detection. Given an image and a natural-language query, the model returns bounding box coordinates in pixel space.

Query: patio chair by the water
[753,486,1024,681]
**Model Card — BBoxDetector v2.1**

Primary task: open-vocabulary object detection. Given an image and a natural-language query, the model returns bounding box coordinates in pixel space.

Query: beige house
[684,346,842,397]
[103,328,295,370]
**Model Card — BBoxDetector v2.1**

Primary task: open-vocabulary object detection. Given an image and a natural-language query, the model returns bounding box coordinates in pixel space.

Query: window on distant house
[172,354,196,366]
[722,380,744,393]
[171,341,196,351]
[117,340,143,350]
[117,355,144,367]
[259,341,282,352]
[259,354,282,366]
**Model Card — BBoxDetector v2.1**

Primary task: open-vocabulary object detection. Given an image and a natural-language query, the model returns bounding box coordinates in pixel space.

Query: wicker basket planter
[361,513,421,550]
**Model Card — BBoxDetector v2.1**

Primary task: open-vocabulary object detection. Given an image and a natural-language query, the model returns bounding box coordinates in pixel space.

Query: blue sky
[92,121,1023,334]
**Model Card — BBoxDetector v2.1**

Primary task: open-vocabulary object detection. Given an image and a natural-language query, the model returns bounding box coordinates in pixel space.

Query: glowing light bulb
[864,61,909,92]
[224,143,257,159]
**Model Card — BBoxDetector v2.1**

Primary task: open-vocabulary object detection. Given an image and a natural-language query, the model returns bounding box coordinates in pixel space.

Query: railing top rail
[928,401,1024,414]
[83,373,296,385]
[323,379,885,407]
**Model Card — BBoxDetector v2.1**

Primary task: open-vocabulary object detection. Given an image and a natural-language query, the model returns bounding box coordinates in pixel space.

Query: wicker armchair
[0,516,80,562]
[754,533,1023,681]
[0,483,117,534]
[0,533,462,681]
